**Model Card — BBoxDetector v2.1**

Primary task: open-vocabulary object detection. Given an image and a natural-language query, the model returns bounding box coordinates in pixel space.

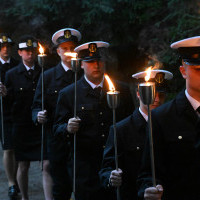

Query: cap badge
[89,43,97,56]
[27,39,33,47]
[2,36,8,42]
[64,30,71,39]
[155,72,165,84]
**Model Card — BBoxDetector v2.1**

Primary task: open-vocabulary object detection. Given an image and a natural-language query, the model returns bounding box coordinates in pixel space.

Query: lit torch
[38,43,47,171]
[38,43,47,68]
[64,52,81,200]
[105,74,120,200]
[138,67,156,187]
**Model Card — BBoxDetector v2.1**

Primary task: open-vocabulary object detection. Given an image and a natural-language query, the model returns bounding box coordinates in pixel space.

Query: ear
[57,48,60,56]
[136,90,140,99]
[81,61,85,69]
[179,65,187,79]
[18,50,22,56]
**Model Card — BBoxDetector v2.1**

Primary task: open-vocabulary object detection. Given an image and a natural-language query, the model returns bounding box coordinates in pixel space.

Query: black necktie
[66,70,74,80]
[93,86,102,97]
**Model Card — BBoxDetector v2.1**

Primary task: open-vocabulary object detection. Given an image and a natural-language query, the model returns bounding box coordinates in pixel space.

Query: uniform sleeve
[32,74,42,125]
[99,125,124,190]
[4,71,14,123]
[53,89,73,138]
[137,111,166,198]
[99,126,116,188]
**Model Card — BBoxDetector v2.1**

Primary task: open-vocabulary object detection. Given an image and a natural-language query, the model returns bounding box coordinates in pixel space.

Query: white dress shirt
[139,107,148,122]
[185,90,200,117]
[84,75,104,89]
[0,56,10,64]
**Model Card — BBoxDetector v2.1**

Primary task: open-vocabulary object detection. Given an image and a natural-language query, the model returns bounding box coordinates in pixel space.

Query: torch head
[38,43,47,68]
[71,58,82,72]
[38,55,46,68]
[107,91,120,109]
[138,82,155,105]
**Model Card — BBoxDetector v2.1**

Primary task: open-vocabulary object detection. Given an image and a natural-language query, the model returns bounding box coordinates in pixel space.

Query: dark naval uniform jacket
[5,62,41,161]
[137,90,200,200]
[53,76,134,200]
[32,62,83,161]
[0,57,19,150]
[0,58,19,83]
[99,108,147,200]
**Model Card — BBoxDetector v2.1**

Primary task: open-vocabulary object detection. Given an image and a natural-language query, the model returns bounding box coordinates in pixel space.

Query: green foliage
[0,0,199,91]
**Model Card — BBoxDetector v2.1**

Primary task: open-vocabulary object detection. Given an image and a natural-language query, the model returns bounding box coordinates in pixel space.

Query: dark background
[1,0,200,97]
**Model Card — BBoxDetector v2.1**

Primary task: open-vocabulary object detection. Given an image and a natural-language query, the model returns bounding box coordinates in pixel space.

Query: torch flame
[105,74,115,92]
[145,67,152,82]
[38,43,44,55]
[64,52,77,59]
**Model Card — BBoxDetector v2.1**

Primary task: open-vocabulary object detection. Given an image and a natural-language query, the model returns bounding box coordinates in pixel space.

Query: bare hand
[109,168,123,187]
[144,185,163,200]
[37,110,47,124]
[0,82,7,97]
[67,117,81,133]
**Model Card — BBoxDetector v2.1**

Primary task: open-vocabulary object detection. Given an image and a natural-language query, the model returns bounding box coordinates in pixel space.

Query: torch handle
[113,108,118,170]
[0,72,5,146]
[41,67,44,171]
[147,105,156,187]
[113,108,121,200]
[72,71,77,199]
[0,95,4,146]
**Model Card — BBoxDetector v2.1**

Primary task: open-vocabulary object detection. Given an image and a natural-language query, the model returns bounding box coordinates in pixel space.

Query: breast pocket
[46,88,59,103]
[14,87,31,103]
[166,131,195,164]
[77,104,96,126]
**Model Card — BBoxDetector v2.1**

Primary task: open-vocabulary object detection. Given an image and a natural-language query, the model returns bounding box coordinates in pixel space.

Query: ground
[0,148,45,200]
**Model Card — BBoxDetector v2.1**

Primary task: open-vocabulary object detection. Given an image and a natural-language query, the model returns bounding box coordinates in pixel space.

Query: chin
[151,104,160,109]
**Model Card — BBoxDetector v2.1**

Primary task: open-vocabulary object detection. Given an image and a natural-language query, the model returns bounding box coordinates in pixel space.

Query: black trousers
[50,159,72,200]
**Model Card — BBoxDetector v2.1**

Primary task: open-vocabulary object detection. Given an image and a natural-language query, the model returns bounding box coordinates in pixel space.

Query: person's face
[0,43,12,59]
[18,48,37,65]
[150,91,166,110]
[82,60,105,84]
[57,41,76,63]
[180,62,200,100]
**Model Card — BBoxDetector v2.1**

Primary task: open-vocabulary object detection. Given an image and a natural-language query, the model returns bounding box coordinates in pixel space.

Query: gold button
[178,136,182,140]
[67,135,70,138]
[100,112,103,115]
[55,90,57,93]
[33,88,35,91]
[137,147,140,150]
[102,134,105,137]
[82,107,84,110]
[33,81,35,84]
[20,88,23,91]
[101,122,104,126]
[103,145,105,149]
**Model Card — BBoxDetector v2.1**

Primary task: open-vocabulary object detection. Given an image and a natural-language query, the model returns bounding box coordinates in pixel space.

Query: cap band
[0,38,12,43]
[19,42,37,49]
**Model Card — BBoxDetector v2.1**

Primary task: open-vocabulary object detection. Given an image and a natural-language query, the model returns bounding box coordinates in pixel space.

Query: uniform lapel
[55,62,74,84]
[17,62,30,79]
[80,77,95,97]
[33,64,41,81]
[176,90,198,127]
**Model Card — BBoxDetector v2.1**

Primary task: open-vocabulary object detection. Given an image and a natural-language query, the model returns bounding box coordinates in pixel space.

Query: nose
[154,92,160,103]
[93,61,100,68]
